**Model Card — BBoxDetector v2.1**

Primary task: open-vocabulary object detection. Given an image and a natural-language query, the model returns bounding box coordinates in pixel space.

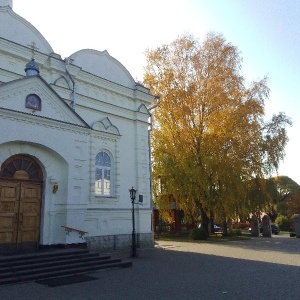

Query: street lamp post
[129,186,140,258]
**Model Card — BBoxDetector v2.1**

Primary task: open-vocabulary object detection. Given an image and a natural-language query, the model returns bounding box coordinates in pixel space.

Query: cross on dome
[28,41,39,60]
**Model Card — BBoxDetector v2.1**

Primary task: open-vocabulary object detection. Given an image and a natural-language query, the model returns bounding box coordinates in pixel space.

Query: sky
[13,0,300,184]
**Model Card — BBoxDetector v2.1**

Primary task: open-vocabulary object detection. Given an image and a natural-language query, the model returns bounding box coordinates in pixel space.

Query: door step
[0,249,132,286]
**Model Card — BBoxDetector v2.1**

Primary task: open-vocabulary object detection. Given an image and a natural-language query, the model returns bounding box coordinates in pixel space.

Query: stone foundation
[85,232,154,253]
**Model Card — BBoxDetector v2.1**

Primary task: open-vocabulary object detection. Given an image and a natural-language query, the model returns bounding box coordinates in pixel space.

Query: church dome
[0,2,53,55]
[69,49,136,89]
[25,59,39,76]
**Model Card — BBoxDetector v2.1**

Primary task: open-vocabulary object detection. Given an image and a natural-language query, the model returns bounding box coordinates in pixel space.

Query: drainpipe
[147,95,160,210]
[65,58,76,111]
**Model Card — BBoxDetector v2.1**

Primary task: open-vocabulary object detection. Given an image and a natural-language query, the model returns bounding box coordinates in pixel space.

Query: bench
[61,226,89,239]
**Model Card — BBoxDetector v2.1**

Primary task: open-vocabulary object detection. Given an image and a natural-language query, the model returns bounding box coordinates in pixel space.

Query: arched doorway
[0,155,43,252]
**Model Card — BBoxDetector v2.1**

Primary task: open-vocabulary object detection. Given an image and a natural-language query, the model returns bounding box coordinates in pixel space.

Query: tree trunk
[210,209,215,233]
[200,204,210,233]
[222,214,228,236]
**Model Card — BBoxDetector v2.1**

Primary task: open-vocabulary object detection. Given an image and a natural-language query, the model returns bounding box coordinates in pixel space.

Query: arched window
[95,151,112,196]
[0,154,43,181]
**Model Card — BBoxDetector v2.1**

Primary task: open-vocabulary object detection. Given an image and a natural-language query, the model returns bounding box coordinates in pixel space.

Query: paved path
[157,234,300,266]
[1,234,300,300]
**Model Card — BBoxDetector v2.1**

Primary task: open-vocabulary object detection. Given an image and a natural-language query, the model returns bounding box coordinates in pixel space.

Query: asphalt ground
[1,234,300,300]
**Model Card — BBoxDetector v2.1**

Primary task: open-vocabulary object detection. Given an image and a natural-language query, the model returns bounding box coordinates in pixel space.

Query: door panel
[0,181,41,252]
[18,183,41,250]
[0,182,20,251]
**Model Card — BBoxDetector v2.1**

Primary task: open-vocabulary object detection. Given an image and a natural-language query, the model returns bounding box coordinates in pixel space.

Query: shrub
[235,229,242,236]
[276,214,290,231]
[225,228,233,236]
[190,227,209,240]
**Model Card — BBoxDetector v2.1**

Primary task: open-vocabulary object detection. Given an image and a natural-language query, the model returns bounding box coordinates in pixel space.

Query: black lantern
[129,186,139,258]
[129,187,136,202]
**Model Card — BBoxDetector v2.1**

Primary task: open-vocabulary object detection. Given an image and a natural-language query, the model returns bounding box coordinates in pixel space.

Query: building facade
[0,0,155,253]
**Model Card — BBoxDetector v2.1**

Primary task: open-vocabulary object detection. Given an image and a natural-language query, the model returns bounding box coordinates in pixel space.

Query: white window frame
[95,151,112,196]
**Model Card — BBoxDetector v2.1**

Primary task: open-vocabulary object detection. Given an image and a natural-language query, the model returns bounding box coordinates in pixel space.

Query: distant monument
[292,214,300,238]
[261,215,271,237]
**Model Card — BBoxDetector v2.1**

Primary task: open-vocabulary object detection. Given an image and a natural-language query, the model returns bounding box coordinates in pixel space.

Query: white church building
[0,0,156,253]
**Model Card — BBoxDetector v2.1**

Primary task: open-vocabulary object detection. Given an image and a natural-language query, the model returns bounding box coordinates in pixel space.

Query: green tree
[270,176,300,219]
[275,213,290,231]
[145,33,291,234]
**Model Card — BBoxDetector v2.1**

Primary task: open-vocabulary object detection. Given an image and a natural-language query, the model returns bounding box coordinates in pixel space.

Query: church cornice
[0,38,154,105]
[73,70,153,104]
[0,106,90,133]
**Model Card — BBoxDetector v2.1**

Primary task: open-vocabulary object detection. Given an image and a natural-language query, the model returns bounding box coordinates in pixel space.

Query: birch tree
[145,33,291,233]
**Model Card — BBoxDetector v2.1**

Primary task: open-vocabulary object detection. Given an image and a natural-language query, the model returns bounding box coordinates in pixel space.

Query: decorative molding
[53,75,71,89]
[92,117,120,135]
[137,103,150,115]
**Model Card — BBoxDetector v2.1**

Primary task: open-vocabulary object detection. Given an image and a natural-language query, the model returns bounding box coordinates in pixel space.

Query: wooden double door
[0,181,41,252]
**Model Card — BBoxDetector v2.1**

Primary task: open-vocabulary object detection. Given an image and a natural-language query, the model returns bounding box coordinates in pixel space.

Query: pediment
[0,76,89,128]
[92,117,120,135]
